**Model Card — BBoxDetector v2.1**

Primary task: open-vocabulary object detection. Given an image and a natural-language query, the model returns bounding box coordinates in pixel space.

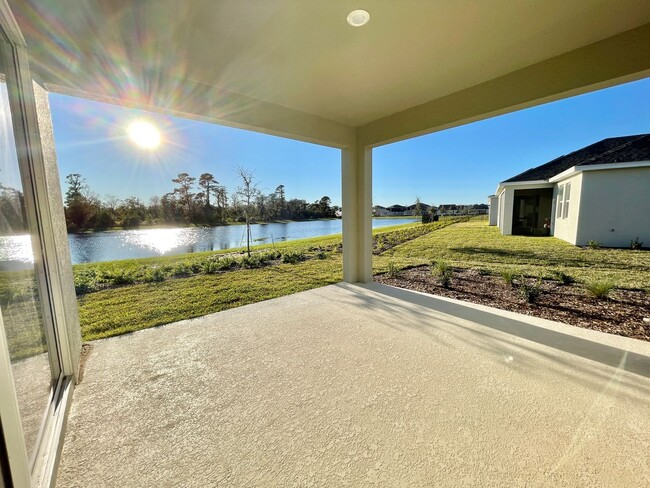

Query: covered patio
[1,2,650,487]
[57,284,650,487]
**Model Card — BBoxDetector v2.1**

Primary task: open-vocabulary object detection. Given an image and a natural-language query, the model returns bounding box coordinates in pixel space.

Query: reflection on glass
[0,80,54,460]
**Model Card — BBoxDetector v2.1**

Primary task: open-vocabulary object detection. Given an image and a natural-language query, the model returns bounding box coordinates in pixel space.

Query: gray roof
[503,134,650,183]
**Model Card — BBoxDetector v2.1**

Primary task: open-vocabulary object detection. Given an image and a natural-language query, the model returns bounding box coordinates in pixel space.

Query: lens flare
[127,120,161,149]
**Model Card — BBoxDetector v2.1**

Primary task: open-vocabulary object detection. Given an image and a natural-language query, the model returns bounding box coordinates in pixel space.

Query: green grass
[78,256,343,341]
[374,220,650,290]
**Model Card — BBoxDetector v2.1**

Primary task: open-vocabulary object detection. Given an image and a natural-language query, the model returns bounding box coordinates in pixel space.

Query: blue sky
[50,77,650,207]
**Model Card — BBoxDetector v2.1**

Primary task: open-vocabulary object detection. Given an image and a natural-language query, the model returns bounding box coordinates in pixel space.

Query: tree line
[63,171,339,233]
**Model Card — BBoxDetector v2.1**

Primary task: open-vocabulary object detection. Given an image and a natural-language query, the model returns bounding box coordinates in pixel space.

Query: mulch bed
[375,266,650,342]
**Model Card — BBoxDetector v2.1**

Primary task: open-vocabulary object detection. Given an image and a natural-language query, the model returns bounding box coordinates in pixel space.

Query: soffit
[9,0,650,126]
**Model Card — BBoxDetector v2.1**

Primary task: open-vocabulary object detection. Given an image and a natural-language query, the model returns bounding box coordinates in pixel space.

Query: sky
[49,77,650,207]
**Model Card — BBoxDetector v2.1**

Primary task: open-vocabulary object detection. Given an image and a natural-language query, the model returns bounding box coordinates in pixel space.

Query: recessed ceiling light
[347,9,370,27]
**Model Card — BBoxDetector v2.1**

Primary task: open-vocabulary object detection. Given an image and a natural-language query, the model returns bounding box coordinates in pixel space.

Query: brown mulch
[375,266,650,342]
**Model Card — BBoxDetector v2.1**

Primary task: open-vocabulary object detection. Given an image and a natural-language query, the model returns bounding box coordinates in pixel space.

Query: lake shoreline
[69,217,349,235]
[66,217,422,264]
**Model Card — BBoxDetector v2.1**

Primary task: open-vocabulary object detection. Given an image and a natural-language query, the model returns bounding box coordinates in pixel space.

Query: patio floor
[56,283,650,487]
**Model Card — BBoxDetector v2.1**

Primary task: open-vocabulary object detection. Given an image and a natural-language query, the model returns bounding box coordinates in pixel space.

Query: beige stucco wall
[497,188,514,234]
[488,196,499,226]
[552,173,583,245]
[574,167,650,247]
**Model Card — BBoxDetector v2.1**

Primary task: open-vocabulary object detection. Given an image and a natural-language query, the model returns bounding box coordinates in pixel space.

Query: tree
[64,174,97,232]
[198,173,218,207]
[275,185,286,218]
[414,197,422,216]
[319,196,333,217]
[171,173,196,217]
[235,167,260,256]
[65,174,86,206]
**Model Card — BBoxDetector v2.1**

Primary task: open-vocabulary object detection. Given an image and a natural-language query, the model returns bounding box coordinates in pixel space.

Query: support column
[342,141,373,283]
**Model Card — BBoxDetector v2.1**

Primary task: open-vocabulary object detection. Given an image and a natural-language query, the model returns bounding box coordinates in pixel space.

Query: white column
[501,188,515,235]
[341,142,373,283]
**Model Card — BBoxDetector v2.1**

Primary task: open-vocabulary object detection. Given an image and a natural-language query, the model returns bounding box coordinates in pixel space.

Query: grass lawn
[79,256,343,341]
[374,220,650,290]
[76,219,446,341]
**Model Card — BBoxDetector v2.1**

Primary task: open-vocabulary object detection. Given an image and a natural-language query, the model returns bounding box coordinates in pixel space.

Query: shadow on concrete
[347,282,650,379]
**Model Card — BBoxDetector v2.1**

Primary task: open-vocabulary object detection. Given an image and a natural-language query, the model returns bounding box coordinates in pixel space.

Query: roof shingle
[503,134,650,183]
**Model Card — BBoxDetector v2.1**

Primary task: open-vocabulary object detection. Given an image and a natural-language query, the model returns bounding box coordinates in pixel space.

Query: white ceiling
[10,0,650,126]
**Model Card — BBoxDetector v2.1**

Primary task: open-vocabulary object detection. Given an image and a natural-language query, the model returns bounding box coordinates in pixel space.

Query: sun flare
[127,120,161,149]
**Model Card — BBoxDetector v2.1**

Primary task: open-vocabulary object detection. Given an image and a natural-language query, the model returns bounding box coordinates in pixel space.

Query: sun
[127,120,161,149]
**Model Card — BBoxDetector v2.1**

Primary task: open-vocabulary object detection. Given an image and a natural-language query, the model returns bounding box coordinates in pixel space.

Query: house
[492,134,650,247]
[385,204,407,215]
[372,205,389,216]
[2,1,650,486]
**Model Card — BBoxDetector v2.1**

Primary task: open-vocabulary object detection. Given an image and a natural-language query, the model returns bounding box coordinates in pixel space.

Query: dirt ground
[375,266,650,342]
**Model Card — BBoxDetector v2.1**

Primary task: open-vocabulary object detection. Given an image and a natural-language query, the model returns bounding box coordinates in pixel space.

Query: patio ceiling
[8,0,650,147]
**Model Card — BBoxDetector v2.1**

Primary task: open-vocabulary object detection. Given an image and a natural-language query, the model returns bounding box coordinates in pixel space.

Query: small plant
[215,257,237,270]
[518,278,542,303]
[171,263,191,277]
[631,237,643,250]
[315,250,327,260]
[109,270,134,286]
[432,260,452,288]
[587,240,601,249]
[386,261,399,278]
[143,267,166,282]
[585,279,615,299]
[551,269,574,285]
[281,251,306,264]
[240,254,263,268]
[500,269,517,287]
[201,260,219,274]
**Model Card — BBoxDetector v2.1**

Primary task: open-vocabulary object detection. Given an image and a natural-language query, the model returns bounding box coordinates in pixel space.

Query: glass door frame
[0,2,78,487]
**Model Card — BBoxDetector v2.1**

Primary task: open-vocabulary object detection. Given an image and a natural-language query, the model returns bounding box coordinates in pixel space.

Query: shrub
[587,240,601,249]
[170,263,191,277]
[281,251,306,264]
[631,237,643,250]
[518,278,542,303]
[74,279,93,296]
[214,257,237,270]
[585,279,615,299]
[240,254,263,268]
[315,251,327,260]
[143,267,166,282]
[551,269,574,285]
[109,270,135,286]
[432,261,452,288]
[500,269,517,287]
[201,260,219,274]
[386,261,399,278]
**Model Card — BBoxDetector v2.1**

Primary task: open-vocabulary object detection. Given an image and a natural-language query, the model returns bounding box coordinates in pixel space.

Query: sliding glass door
[0,9,73,486]
[0,70,59,463]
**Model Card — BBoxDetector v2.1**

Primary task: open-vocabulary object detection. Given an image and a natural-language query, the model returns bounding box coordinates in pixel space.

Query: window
[563,182,571,219]
[556,184,564,219]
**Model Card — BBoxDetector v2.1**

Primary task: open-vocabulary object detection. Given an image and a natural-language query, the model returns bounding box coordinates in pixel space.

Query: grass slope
[374,220,650,290]
[79,256,343,341]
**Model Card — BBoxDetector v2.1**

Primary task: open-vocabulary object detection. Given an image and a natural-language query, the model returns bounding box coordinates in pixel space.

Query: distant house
[491,134,650,247]
[438,204,459,215]
[375,203,433,216]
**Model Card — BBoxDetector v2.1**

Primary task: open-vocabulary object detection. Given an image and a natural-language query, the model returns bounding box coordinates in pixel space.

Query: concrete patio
[56,283,650,487]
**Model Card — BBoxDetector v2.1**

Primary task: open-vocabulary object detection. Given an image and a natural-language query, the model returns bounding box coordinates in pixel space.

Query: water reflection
[64,218,419,264]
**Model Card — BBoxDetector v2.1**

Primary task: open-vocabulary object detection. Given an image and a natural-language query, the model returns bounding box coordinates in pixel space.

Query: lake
[0,218,420,266]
